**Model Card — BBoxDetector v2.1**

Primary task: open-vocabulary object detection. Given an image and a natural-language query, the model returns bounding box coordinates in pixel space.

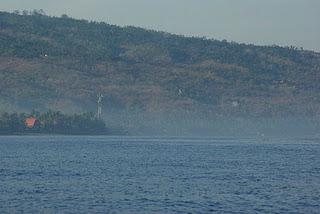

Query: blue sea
[0,136,320,213]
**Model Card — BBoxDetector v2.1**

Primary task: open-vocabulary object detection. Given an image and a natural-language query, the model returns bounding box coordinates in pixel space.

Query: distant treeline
[0,111,107,135]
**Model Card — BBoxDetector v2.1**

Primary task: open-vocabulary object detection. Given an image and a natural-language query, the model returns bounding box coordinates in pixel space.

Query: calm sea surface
[0,136,320,213]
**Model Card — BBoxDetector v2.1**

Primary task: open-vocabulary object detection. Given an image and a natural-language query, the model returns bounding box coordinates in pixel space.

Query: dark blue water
[0,136,320,213]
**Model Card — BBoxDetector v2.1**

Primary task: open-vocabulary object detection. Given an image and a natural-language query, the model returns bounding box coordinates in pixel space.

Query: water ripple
[0,136,320,213]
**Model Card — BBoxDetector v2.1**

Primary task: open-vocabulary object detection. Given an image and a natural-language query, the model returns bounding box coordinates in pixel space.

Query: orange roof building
[25,118,37,128]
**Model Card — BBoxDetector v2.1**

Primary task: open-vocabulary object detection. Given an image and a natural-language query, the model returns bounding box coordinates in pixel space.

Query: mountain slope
[1,11,320,117]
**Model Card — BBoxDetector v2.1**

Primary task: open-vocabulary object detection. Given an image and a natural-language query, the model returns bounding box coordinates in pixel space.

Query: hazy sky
[1,0,320,51]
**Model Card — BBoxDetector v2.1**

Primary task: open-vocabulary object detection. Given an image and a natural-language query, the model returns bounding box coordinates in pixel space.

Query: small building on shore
[25,117,40,129]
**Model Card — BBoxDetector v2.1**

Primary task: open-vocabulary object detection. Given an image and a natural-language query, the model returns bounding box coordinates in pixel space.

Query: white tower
[97,94,103,119]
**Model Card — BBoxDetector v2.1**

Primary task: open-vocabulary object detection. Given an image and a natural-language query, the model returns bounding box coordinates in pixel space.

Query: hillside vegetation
[1,10,320,117]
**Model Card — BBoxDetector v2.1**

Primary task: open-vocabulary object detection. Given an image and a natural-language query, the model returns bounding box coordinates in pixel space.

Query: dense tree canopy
[0,111,106,135]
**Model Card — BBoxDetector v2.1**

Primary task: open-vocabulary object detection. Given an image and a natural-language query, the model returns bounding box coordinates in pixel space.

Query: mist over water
[103,108,320,138]
[1,99,319,138]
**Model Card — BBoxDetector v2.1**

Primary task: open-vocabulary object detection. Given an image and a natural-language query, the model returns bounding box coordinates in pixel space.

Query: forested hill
[1,10,320,117]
